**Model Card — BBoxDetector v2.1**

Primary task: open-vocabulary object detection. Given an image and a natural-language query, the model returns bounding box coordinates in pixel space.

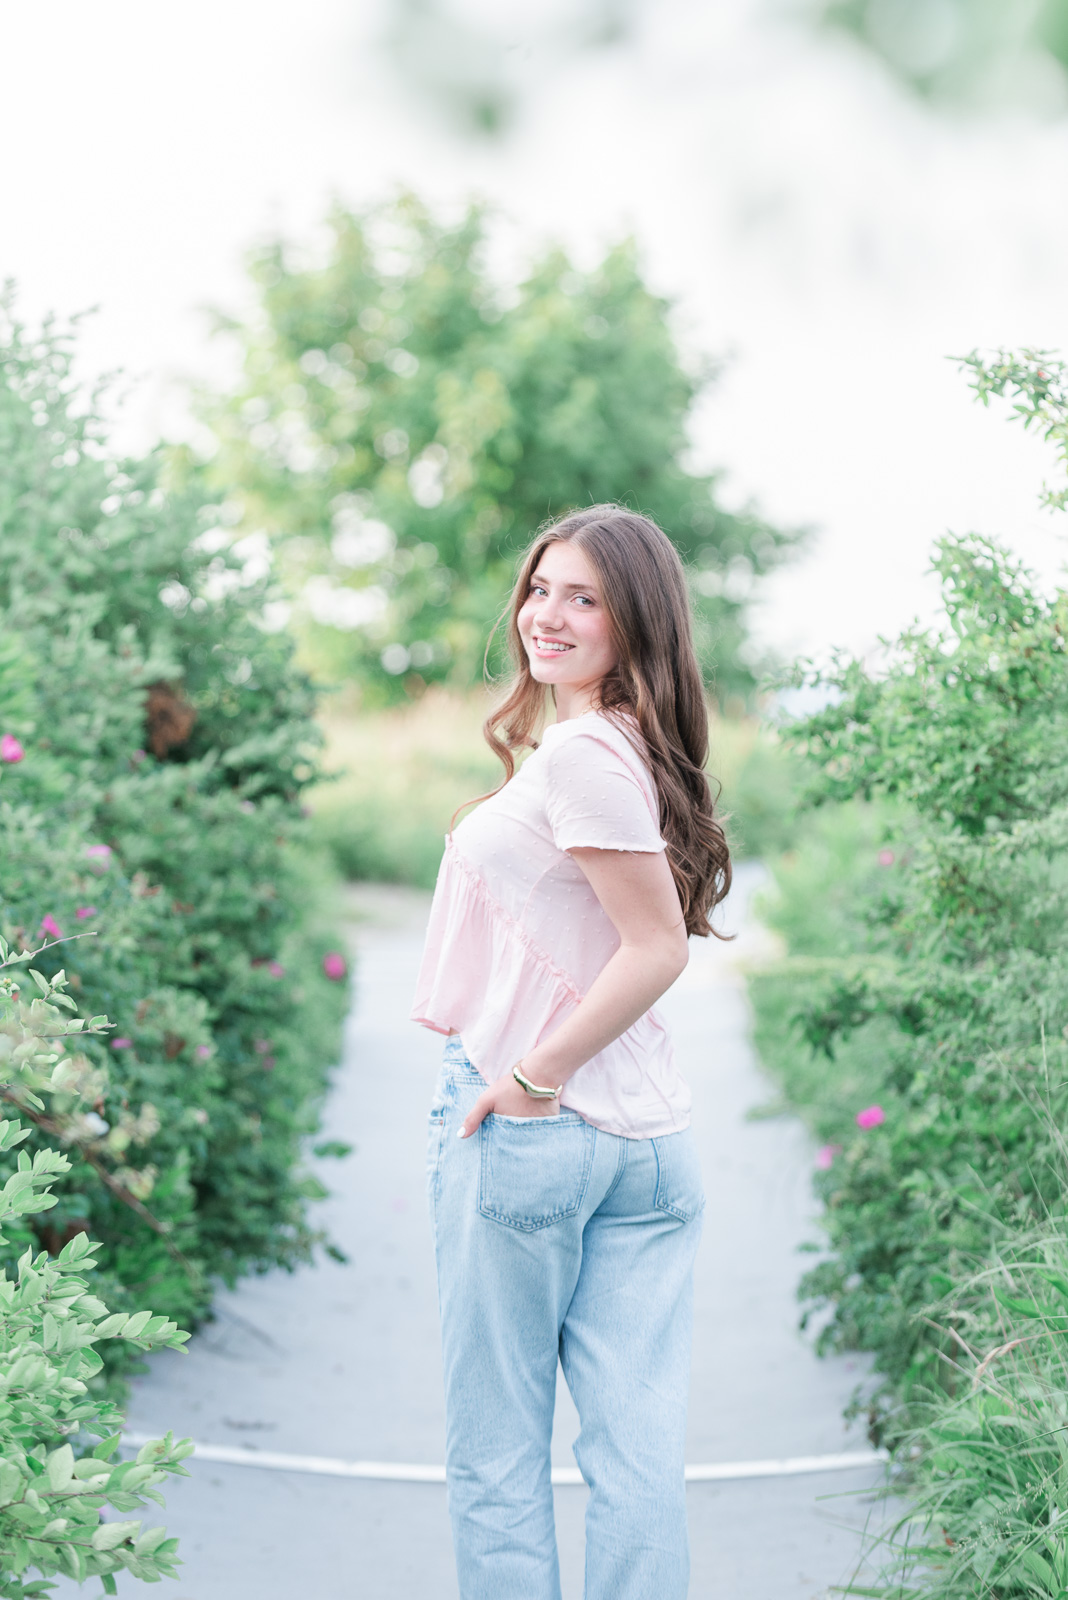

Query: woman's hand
[457,1072,560,1139]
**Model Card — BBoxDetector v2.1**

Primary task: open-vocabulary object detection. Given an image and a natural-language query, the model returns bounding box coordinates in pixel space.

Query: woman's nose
[534,596,563,629]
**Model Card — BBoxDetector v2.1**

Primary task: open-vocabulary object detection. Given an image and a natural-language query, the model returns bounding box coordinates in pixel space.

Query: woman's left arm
[459,848,688,1136]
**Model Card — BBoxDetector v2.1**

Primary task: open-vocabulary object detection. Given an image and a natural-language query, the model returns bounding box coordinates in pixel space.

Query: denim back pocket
[651,1129,705,1223]
[478,1114,595,1232]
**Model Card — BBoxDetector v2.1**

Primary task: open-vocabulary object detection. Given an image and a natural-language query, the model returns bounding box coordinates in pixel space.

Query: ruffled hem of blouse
[411,836,582,1040]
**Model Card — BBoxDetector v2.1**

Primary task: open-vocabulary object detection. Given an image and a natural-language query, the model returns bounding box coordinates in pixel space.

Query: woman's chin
[526,654,568,683]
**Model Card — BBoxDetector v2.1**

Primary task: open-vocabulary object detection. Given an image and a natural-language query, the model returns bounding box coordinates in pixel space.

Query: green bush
[0,934,191,1598]
[752,527,1068,1409]
[744,353,1068,1597]
[0,298,348,1350]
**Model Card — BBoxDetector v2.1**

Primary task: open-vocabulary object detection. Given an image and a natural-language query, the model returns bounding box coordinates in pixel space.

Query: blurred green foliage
[0,297,348,1356]
[382,0,636,137]
[307,690,803,890]
[0,943,191,1596]
[309,692,500,890]
[198,195,799,708]
[817,0,1068,110]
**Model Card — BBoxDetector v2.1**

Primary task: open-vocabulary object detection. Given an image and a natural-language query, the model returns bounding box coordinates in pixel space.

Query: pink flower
[192,1108,209,1125]
[268,961,285,979]
[74,906,98,921]
[855,1105,886,1130]
[877,849,895,867]
[196,1044,211,1060]
[322,952,347,981]
[85,844,112,861]
[111,1038,133,1050]
[816,1143,842,1169]
[40,914,63,940]
[1,734,24,764]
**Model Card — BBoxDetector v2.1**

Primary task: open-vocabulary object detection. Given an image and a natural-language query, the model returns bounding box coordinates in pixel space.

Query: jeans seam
[652,1135,705,1223]
[558,1326,575,1397]
[601,1134,628,1207]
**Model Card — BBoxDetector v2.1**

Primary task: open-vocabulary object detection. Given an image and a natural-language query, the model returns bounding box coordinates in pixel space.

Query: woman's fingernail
[457,1126,468,1139]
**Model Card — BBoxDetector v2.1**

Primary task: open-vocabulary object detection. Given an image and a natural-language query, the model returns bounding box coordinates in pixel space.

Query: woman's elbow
[623,926,689,986]
[662,925,690,983]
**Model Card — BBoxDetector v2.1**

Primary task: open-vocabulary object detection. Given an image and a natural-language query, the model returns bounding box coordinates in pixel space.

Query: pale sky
[4,0,1068,665]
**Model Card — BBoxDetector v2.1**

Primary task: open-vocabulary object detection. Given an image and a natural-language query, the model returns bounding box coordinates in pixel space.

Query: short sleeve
[544,726,666,854]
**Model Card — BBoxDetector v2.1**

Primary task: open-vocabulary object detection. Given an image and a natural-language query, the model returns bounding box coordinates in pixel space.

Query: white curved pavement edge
[121,1432,887,1485]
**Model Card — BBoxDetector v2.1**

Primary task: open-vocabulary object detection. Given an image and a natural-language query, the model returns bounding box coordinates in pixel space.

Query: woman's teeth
[535,638,573,653]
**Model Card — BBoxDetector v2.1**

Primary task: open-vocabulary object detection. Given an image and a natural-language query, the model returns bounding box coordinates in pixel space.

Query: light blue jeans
[428,1036,704,1600]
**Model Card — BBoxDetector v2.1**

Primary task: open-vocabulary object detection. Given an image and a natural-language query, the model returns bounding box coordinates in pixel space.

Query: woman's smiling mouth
[532,636,575,656]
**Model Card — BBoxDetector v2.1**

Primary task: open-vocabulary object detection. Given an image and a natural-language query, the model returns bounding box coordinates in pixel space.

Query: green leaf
[0,1459,24,1506]
[92,1314,128,1339]
[44,1444,74,1493]
[993,1291,1043,1318]
[90,1518,140,1551]
[133,1524,170,1555]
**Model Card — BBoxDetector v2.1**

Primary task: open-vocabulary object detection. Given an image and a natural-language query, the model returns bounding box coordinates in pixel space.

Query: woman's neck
[552,682,602,723]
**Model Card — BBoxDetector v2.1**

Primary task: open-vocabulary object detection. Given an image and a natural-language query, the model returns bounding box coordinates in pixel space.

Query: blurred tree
[815,0,1068,112]
[198,196,800,708]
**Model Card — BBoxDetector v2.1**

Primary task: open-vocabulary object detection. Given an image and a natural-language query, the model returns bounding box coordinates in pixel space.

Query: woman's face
[517,540,618,708]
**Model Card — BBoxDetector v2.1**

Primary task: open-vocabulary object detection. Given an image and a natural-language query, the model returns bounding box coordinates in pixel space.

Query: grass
[308,689,501,889]
[306,689,803,888]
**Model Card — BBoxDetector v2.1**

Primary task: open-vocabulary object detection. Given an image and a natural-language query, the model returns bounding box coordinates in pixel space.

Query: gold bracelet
[513,1062,562,1100]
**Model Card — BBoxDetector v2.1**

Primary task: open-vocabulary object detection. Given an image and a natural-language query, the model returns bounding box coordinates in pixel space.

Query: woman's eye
[573,595,594,607]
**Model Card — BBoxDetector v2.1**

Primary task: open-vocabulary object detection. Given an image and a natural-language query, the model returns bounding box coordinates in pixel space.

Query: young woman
[412,504,731,1600]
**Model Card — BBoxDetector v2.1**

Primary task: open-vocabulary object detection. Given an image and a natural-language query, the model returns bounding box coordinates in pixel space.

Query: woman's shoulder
[542,711,651,780]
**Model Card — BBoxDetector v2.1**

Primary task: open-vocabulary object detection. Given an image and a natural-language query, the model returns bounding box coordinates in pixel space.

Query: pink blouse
[411,710,691,1139]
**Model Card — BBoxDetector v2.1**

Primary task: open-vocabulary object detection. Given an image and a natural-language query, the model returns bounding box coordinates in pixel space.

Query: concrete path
[63,867,887,1599]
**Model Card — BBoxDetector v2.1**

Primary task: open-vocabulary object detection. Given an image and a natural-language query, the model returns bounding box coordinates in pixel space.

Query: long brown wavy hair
[479,504,732,938]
